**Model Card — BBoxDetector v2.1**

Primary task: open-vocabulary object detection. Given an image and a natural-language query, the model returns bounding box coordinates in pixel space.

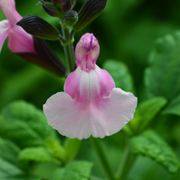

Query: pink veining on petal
[64,65,115,102]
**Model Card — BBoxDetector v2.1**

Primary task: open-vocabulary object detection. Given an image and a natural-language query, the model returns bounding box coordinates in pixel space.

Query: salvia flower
[43,33,137,139]
[0,0,67,76]
[0,0,35,53]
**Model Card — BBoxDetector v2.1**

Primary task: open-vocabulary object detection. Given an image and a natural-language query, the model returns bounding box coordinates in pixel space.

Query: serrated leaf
[64,138,81,162]
[0,138,24,178]
[129,97,167,133]
[0,137,20,164]
[103,60,135,93]
[145,32,180,116]
[18,147,58,164]
[0,101,57,148]
[0,158,23,178]
[51,161,93,180]
[130,130,180,173]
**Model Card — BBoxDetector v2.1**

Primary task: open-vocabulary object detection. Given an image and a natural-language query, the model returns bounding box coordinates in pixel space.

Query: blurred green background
[0,0,180,179]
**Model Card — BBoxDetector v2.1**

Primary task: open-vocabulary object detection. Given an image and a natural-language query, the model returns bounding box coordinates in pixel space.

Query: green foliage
[0,101,57,148]
[163,94,180,116]
[131,130,180,173]
[45,138,66,163]
[64,138,82,162]
[103,60,135,93]
[51,161,93,180]
[129,97,167,134]
[0,137,24,178]
[145,32,180,116]
[1,0,180,179]
[18,147,58,163]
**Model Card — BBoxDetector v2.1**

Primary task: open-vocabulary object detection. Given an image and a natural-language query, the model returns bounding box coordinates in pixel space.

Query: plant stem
[116,140,136,180]
[61,25,75,73]
[90,137,116,180]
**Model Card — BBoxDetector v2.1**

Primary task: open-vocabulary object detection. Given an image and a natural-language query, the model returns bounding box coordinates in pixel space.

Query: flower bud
[52,0,62,7]
[75,33,99,71]
[38,1,63,18]
[16,37,67,76]
[63,11,78,26]
[61,0,72,12]
[17,15,60,40]
[73,0,107,31]
[52,0,77,12]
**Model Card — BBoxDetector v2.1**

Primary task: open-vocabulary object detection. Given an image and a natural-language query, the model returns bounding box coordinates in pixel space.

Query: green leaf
[89,176,106,180]
[0,158,24,178]
[46,138,66,162]
[0,138,24,178]
[103,60,135,93]
[129,97,167,133]
[130,130,180,173]
[163,94,180,116]
[51,161,93,180]
[0,137,20,164]
[18,147,58,164]
[0,101,57,148]
[145,32,180,115]
[7,178,41,180]
[64,138,81,162]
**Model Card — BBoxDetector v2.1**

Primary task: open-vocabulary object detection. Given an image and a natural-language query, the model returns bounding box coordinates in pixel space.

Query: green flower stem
[90,137,116,180]
[61,25,75,73]
[116,141,136,180]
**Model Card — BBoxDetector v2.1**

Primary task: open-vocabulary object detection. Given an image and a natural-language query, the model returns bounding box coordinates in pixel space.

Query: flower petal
[93,88,137,138]
[0,20,9,52]
[8,25,35,53]
[64,65,115,101]
[43,87,137,140]
[0,0,21,27]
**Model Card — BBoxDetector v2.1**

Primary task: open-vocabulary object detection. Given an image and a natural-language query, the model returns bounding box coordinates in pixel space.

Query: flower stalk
[61,24,75,73]
[90,137,116,180]
[116,136,136,180]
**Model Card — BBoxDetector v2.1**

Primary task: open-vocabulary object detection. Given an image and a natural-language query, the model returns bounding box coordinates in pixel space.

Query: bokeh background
[0,0,180,179]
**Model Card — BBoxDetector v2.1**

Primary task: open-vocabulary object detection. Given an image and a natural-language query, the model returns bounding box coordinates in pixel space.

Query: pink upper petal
[0,0,21,27]
[0,0,35,53]
[0,20,10,52]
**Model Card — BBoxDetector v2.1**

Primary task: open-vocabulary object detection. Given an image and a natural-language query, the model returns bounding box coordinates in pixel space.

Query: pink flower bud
[75,33,99,71]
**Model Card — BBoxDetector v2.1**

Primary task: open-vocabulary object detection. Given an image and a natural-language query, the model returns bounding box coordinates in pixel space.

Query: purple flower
[43,33,137,139]
[0,0,35,53]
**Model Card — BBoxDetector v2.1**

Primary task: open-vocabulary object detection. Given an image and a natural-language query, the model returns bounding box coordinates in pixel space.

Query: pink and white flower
[0,0,35,53]
[43,33,137,139]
